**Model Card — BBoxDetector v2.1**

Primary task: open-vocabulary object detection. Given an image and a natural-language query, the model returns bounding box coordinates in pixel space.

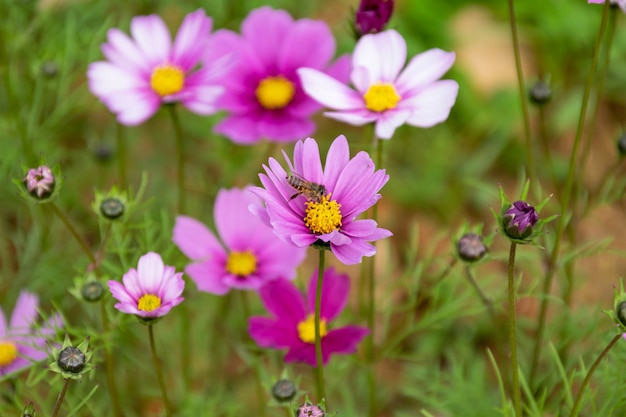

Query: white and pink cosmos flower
[298,29,458,139]
[88,9,225,125]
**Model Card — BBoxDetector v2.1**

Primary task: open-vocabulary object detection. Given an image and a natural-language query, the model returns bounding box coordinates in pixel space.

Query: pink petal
[256,113,316,142]
[173,215,224,260]
[323,135,351,193]
[404,80,459,127]
[214,115,262,144]
[180,84,224,116]
[186,261,230,295]
[249,317,300,348]
[374,108,412,139]
[331,239,377,265]
[306,268,350,322]
[130,15,171,67]
[102,28,150,75]
[396,48,456,95]
[284,342,318,366]
[87,62,146,97]
[108,280,136,306]
[10,292,38,331]
[136,252,165,294]
[323,326,369,355]
[323,110,377,126]
[298,68,363,110]
[352,29,406,84]
[278,19,334,72]
[241,7,293,69]
[172,9,211,72]
[293,138,324,184]
[214,188,262,249]
[259,279,306,324]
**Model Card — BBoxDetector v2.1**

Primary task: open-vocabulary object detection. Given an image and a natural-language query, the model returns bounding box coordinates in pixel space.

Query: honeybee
[286,173,326,203]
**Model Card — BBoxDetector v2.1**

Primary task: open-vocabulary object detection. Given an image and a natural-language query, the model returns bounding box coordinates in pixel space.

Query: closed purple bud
[355,0,394,36]
[23,166,55,199]
[457,233,488,262]
[504,201,538,240]
[297,403,325,417]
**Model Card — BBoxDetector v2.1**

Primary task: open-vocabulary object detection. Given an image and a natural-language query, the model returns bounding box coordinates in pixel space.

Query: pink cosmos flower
[87,9,225,125]
[250,134,391,265]
[298,29,458,139]
[108,252,184,319]
[248,268,369,366]
[205,6,351,144]
[0,291,62,377]
[588,0,626,12]
[173,187,306,295]
[23,166,55,198]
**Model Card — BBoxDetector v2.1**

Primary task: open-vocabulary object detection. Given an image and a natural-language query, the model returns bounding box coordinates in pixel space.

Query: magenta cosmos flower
[204,6,351,144]
[249,268,368,366]
[173,187,306,294]
[298,29,458,139]
[87,9,225,125]
[0,291,62,377]
[250,134,391,265]
[588,0,626,12]
[108,252,184,319]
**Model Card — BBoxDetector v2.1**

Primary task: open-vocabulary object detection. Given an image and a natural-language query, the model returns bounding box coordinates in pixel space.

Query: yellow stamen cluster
[304,195,342,234]
[255,76,296,109]
[297,314,328,344]
[137,294,162,312]
[150,65,185,96]
[0,341,18,367]
[226,251,258,276]
[363,82,401,112]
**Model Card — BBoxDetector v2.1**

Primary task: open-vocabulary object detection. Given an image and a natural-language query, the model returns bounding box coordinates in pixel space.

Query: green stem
[50,203,97,266]
[507,242,521,417]
[464,265,496,321]
[148,324,173,417]
[507,0,535,183]
[116,122,127,188]
[240,291,267,417]
[529,0,611,387]
[314,249,327,405]
[569,333,621,417]
[100,299,123,417]
[168,104,186,214]
[50,378,71,417]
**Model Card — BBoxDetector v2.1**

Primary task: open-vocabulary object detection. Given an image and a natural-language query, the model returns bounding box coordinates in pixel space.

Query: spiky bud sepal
[14,159,63,204]
[69,273,106,303]
[604,279,626,333]
[492,181,557,246]
[48,335,94,380]
[91,172,148,223]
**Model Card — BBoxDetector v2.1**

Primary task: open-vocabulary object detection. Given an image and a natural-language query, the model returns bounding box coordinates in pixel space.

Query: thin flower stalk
[568,333,621,417]
[51,378,71,417]
[100,299,123,417]
[116,122,126,188]
[148,324,173,417]
[169,104,186,214]
[240,291,267,417]
[314,249,327,404]
[50,203,98,267]
[529,0,611,386]
[507,0,534,182]
[507,242,521,417]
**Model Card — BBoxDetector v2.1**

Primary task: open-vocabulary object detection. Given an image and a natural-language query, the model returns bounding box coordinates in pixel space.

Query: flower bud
[23,166,55,199]
[81,281,104,302]
[297,403,324,417]
[93,143,114,163]
[503,201,538,240]
[58,346,86,374]
[22,402,36,417]
[272,379,297,402]
[529,80,551,105]
[355,0,394,37]
[40,61,58,78]
[457,233,487,262]
[616,133,626,157]
[100,197,125,220]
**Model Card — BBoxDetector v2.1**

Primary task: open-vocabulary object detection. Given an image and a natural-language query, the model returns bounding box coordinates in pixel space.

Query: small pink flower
[251,134,391,265]
[23,166,55,198]
[0,291,62,377]
[249,268,369,366]
[298,29,458,139]
[108,252,184,319]
[205,6,351,144]
[172,187,306,295]
[88,9,225,125]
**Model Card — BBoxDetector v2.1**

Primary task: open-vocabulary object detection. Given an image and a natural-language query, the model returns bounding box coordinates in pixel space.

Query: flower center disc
[0,341,18,366]
[363,82,401,112]
[137,294,162,312]
[226,251,257,276]
[304,195,342,234]
[297,314,328,344]
[150,65,185,96]
[255,76,295,109]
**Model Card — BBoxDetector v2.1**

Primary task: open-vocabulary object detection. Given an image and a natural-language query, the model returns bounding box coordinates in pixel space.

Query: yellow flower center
[150,65,185,96]
[297,314,328,344]
[304,194,342,234]
[363,82,401,112]
[255,76,295,110]
[0,341,18,367]
[137,294,162,312]
[226,251,258,276]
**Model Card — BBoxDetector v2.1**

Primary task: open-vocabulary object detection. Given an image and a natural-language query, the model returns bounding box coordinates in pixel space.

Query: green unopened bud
[616,133,626,157]
[529,80,551,105]
[40,61,58,78]
[100,197,125,220]
[22,402,36,417]
[58,346,86,374]
[81,281,104,302]
[272,379,297,402]
[48,336,94,380]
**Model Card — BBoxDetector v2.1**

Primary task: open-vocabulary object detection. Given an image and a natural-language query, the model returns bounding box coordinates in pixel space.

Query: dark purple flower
[503,201,538,240]
[23,166,55,199]
[248,268,369,366]
[355,0,394,36]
